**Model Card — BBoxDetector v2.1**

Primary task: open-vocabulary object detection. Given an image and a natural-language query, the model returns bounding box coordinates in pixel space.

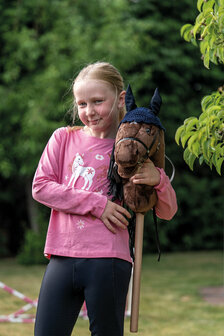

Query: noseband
[115,130,160,166]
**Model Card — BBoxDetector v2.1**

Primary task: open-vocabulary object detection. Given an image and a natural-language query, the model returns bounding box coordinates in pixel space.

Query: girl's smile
[73,79,125,139]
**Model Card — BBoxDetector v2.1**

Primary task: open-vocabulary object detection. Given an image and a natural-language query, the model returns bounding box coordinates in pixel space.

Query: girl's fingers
[100,201,131,233]
[132,178,145,184]
[130,173,147,184]
[114,211,129,226]
[104,215,127,233]
[104,219,116,234]
[130,163,161,186]
[111,214,128,228]
[131,173,144,179]
[116,204,131,219]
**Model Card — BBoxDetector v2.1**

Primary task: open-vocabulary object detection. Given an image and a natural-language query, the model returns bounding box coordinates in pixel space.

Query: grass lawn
[0,251,223,336]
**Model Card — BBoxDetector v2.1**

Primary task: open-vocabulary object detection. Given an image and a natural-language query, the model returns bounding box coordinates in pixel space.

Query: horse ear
[149,88,162,116]
[125,84,137,112]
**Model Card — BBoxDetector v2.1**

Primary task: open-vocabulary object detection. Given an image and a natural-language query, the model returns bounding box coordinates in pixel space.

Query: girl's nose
[86,104,95,116]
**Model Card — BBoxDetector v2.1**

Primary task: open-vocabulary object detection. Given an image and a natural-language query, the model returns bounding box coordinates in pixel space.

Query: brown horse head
[114,122,165,179]
[110,85,165,213]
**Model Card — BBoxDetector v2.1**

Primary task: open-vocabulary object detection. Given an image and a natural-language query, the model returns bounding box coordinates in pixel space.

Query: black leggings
[34,256,132,336]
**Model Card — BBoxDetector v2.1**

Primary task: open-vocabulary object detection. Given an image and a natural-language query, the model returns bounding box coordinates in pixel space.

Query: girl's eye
[95,100,103,104]
[78,102,87,107]
[146,128,151,135]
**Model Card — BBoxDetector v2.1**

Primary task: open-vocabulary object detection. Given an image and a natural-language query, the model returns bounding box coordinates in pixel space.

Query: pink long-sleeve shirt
[32,127,177,263]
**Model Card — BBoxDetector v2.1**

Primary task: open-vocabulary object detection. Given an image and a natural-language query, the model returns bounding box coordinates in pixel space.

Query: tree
[0,0,153,254]
[0,0,222,257]
[175,0,224,174]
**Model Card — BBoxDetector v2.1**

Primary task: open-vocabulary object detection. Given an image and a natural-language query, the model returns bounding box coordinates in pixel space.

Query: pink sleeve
[32,128,108,219]
[154,168,178,220]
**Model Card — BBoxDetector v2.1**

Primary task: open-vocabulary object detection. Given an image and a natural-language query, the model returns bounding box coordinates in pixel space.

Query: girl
[32,62,177,336]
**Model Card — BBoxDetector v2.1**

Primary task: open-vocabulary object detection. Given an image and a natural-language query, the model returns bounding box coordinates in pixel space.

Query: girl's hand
[100,200,131,234]
[130,158,161,186]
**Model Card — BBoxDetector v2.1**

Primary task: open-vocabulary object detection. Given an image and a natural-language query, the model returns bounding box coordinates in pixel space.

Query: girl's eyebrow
[77,96,104,103]
[76,98,85,103]
[91,95,104,100]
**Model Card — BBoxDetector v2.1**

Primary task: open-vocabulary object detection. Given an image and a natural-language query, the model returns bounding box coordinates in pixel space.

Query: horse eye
[146,128,151,134]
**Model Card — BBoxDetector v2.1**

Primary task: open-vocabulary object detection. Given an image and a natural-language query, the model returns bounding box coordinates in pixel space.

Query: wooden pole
[130,213,144,333]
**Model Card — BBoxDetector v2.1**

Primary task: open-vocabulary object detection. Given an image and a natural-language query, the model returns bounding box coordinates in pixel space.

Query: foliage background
[0,0,223,262]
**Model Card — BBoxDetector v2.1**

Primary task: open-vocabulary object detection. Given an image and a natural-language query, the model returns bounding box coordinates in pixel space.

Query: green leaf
[184,116,198,124]
[191,38,198,47]
[208,30,216,48]
[191,142,201,157]
[185,117,199,132]
[197,0,205,12]
[215,143,224,156]
[181,131,195,147]
[188,133,199,150]
[184,148,197,170]
[206,105,222,115]
[175,125,185,145]
[201,95,212,112]
[180,24,193,41]
[217,110,224,118]
[183,147,191,162]
[195,12,205,23]
[202,139,211,160]
[188,152,197,170]
[203,47,210,68]
[203,0,215,11]
[200,40,208,55]
[193,22,203,38]
[209,49,219,65]
[180,24,192,37]
[212,151,217,165]
[199,155,204,165]
[215,156,224,175]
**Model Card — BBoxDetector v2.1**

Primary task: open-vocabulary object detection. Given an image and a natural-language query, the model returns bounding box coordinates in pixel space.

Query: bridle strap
[116,130,159,161]
[116,136,149,152]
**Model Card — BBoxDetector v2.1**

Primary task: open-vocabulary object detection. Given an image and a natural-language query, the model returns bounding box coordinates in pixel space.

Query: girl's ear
[118,90,126,108]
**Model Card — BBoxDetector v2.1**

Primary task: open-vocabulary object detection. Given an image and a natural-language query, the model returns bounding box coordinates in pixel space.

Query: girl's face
[73,79,125,138]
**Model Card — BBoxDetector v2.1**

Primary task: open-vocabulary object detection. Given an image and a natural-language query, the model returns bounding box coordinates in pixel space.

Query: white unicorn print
[68,153,95,190]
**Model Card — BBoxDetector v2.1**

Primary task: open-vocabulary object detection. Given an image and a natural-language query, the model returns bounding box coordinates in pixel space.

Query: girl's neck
[83,125,117,139]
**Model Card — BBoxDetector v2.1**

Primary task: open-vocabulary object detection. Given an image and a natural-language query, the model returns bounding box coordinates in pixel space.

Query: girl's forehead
[73,79,115,96]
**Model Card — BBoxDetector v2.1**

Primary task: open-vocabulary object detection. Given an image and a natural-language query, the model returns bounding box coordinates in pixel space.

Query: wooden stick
[130,213,144,333]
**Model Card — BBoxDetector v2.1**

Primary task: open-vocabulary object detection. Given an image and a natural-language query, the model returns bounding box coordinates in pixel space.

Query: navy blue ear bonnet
[120,84,165,131]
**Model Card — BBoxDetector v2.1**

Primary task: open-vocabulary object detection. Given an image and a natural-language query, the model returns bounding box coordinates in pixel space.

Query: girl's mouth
[88,119,100,125]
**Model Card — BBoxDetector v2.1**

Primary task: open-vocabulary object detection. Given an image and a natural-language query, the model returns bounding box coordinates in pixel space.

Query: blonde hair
[72,62,126,124]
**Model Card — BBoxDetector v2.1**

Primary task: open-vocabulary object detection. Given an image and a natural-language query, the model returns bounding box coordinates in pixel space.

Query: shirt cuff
[154,168,167,191]
[91,194,108,219]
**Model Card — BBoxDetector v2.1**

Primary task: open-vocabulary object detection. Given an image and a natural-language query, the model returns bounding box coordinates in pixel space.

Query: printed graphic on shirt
[68,153,95,190]
[95,165,108,182]
[95,154,104,160]
[77,219,85,229]
[94,188,103,195]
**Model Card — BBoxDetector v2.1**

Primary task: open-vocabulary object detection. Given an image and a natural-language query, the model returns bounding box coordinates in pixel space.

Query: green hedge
[17,227,48,265]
